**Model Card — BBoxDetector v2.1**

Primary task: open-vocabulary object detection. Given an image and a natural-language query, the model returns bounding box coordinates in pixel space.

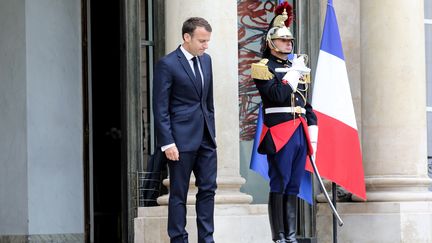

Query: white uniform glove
[308,125,318,158]
[278,55,311,92]
[282,70,301,91]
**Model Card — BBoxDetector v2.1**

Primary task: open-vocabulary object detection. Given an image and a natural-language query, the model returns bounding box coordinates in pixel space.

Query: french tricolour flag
[310,0,366,200]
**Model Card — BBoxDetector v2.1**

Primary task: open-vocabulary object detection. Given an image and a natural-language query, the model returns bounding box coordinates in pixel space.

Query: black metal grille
[138,171,163,207]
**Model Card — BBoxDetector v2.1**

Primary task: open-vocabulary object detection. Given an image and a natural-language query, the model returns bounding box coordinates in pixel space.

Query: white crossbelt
[264,106,306,114]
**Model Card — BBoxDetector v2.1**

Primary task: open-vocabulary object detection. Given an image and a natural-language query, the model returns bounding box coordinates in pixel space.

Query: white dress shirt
[180,45,204,86]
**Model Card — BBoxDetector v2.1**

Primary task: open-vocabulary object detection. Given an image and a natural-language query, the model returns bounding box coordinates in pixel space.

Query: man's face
[273,38,293,54]
[183,26,211,56]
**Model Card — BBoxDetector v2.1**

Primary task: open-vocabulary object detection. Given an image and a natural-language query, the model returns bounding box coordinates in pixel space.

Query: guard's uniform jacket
[252,54,318,155]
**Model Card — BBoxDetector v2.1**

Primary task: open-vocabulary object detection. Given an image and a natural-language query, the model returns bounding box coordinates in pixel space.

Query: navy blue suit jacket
[153,46,216,152]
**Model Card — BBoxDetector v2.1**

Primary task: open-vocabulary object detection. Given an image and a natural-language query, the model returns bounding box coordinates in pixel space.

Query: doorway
[83,0,126,242]
[90,0,123,241]
[82,0,165,241]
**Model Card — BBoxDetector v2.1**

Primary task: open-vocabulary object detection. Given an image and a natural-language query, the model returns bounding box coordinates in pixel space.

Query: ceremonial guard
[251,2,318,243]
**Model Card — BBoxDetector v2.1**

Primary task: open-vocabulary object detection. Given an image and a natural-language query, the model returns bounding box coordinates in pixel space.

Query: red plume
[275,1,294,27]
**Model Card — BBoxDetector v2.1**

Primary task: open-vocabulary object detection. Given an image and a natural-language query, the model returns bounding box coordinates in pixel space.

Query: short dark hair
[182,17,212,39]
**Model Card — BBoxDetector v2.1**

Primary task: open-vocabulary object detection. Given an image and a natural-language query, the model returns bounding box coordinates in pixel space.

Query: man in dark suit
[152,17,217,243]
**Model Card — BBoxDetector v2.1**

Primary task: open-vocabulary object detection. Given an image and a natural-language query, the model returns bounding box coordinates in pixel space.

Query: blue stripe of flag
[320,0,345,60]
[249,103,269,180]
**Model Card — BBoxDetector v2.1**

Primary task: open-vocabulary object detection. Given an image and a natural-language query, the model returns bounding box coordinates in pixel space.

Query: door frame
[120,0,143,242]
[82,0,143,242]
[81,0,91,241]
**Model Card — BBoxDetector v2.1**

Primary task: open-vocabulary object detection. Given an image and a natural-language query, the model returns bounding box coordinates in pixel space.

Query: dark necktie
[192,57,202,94]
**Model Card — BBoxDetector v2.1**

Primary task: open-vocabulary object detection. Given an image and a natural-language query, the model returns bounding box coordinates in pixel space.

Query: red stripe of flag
[305,111,366,200]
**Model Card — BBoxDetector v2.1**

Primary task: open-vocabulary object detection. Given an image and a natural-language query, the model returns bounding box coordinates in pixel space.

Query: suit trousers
[267,125,307,195]
[167,129,217,243]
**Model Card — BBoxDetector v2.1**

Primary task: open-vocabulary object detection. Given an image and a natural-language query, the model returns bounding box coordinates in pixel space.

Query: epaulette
[251,59,273,80]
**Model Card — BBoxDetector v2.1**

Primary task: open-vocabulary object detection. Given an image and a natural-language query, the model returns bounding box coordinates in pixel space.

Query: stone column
[156,0,252,205]
[0,0,84,241]
[360,0,432,202]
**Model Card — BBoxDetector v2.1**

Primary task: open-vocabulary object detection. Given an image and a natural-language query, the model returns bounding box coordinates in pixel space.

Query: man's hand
[165,146,180,161]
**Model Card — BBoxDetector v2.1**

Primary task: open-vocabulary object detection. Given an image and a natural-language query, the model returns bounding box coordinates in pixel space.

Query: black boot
[283,195,298,243]
[268,193,287,243]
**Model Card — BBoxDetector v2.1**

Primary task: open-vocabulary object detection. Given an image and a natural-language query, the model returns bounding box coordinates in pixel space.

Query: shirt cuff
[161,143,176,152]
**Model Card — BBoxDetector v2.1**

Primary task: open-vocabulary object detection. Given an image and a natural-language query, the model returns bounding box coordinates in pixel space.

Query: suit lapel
[176,48,202,97]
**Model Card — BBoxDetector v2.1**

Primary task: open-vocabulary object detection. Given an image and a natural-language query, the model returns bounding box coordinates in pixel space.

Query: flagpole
[332,182,337,243]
